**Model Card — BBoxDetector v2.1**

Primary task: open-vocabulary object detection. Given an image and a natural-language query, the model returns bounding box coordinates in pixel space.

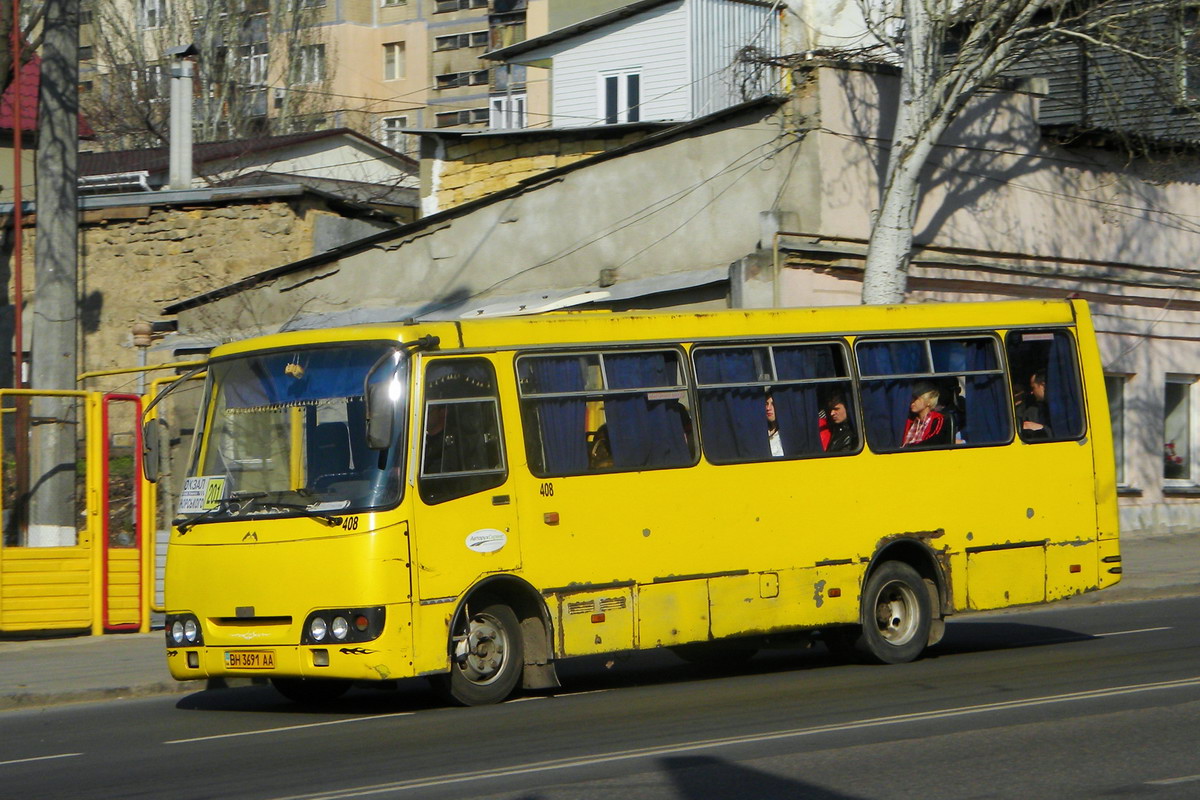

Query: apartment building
[78,0,626,158]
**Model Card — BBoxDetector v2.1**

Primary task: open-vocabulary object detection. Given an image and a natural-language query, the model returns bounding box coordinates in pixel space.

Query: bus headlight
[300,607,385,645]
[164,614,204,648]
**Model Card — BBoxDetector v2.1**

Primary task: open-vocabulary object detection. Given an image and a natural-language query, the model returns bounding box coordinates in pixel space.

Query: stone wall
[435,131,651,209]
[3,194,378,396]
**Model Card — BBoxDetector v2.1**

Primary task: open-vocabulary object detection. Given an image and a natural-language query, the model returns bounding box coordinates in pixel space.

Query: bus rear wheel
[441,603,524,706]
[859,562,931,665]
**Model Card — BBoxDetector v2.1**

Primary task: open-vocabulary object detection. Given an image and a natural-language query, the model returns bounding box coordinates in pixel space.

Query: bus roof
[207,299,1084,359]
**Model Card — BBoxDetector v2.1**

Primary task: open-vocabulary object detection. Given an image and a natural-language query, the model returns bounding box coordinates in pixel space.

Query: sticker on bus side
[178,476,228,515]
[466,529,507,553]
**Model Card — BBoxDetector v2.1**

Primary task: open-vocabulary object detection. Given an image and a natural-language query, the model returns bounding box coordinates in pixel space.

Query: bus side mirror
[365,379,396,450]
[142,420,160,483]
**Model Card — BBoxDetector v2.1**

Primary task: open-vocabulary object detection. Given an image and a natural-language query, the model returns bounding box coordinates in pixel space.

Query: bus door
[410,357,520,603]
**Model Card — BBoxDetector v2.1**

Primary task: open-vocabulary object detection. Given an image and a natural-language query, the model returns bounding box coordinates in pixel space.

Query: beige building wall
[5,195,376,394]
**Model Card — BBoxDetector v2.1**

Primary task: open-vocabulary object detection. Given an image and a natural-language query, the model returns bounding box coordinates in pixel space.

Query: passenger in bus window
[901,381,950,448]
[1017,370,1051,440]
[766,390,784,457]
[822,394,855,453]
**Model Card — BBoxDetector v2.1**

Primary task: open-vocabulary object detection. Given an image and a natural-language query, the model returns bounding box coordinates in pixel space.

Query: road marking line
[1148,774,1200,786]
[164,712,415,745]
[0,753,82,768]
[1096,626,1172,637]
[265,675,1200,800]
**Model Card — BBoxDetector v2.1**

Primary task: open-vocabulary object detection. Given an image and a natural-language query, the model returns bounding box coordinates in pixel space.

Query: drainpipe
[167,44,198,190]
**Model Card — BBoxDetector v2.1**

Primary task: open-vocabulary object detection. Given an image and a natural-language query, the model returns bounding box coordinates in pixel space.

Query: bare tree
[777,0,1199,304]
[0,3,45,98]
[82,0,333,152]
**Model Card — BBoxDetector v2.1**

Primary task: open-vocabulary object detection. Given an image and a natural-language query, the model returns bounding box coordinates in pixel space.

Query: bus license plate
[225,650,276,670]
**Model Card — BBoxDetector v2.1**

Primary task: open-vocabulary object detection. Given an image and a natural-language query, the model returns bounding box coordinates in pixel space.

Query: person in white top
[766,391,784,457]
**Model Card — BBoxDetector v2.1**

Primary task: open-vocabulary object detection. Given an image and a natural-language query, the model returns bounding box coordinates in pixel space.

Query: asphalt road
[2,596,1198,800]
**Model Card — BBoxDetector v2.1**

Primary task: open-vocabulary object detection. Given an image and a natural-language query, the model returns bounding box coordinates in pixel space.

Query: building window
[1105,375,1127,486]
[435,70,489,90]
[434,0,487,12]
[1180,6,1200,104]
[435,107,490,127]
[293,44,326,84]
[434,31,490,51]
[79,45,95,60]
[139,0,163,29]
[289,0,326,8]
[490,93,526,129]
[600,70,640,124]
[384,42,406,81]
[1164,377,1195,482]
[381,115,409,151]
[241,42,269,86]
[381,0,406,5]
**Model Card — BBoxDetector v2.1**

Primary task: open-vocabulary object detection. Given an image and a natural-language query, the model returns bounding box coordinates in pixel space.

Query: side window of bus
[856,336,1011,452]
[1005,329,1085,443]
[517,349,695,476]
[693,341,858,462]
[419,359,506,505]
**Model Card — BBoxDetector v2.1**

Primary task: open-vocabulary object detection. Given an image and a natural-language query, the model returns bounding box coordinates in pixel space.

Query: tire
[271,677,352,705]
[858,561,931,665]
[440,603,524,706]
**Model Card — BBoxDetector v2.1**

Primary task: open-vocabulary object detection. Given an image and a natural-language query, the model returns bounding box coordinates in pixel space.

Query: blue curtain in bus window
[1047,333,1084,439]
[772,347,824,455]
[527,357,589,474]
[858,341,925,449]
[959,340,1006,444]
[605,352,690,469]
[694,349,770,462]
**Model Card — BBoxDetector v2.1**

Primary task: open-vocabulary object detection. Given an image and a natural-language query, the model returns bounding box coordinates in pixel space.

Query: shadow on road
[173,619,1096,715]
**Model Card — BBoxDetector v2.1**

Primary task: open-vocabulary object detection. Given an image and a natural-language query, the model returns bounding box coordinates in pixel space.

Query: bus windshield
[180,343,406,523]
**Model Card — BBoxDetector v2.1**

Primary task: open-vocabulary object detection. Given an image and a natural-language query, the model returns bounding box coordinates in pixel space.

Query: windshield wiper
[173,491,256,534]
[238,492,345,527]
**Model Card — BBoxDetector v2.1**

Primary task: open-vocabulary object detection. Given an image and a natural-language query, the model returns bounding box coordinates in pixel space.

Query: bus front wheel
[859,562,931,665]
[442,603,524,706]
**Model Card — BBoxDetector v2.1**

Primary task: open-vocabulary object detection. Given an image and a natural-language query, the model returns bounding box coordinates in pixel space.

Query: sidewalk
[1,531,1198,712]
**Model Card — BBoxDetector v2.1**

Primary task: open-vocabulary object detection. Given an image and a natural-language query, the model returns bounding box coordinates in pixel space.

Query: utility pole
[27,0,78,546]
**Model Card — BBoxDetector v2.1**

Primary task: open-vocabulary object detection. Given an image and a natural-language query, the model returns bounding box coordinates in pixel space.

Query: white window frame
[383,41,406,81]
[489,93,526,130]
[381,0,406,5]
[1164,375,1198,485]
[242,42,269,87]
[380,115,409,151]
[293,44,326,85]
[1104,374,1128,487]
[598,69,641,124]
[140,0,164,29]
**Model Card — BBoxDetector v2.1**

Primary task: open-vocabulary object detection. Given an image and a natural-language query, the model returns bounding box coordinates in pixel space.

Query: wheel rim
[456,612,509,686]
[872,580,920,646]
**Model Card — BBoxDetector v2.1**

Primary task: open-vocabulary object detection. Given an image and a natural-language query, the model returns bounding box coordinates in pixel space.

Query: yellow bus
[150,299,1121,705]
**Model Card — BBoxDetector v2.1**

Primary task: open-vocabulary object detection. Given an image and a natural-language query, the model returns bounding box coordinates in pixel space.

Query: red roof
[0,54,95,138]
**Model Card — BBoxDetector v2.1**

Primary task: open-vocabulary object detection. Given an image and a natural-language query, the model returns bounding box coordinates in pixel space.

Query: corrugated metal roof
[78,128,415,178]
